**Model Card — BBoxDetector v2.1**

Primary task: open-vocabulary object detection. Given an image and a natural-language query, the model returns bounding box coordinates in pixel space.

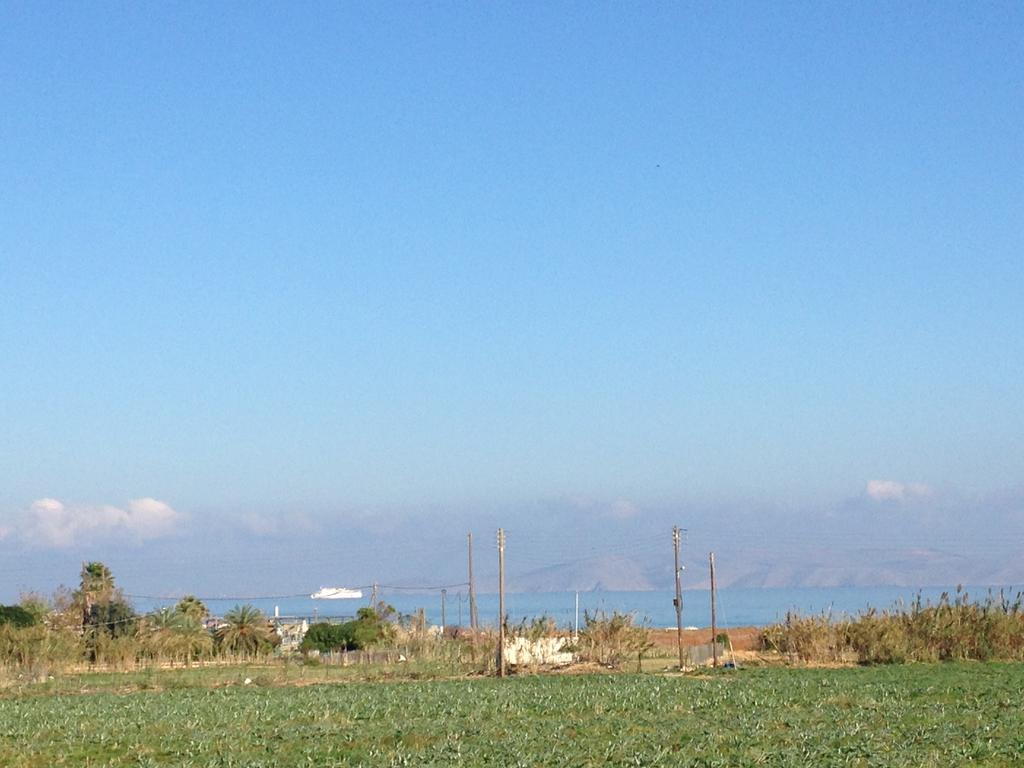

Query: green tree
[77,562,115,613]
[140,608,213,664]
[139,608,182,658]
[174,616,214,663]
[216,605,276,657]
[347,605,396,648]
[0,605,37,628]
[74,562,137,661]
[85,598,137,638]
[18,593,50,625]
[300,622,349,653]
[174,595,209,623]
[302,604,397,652]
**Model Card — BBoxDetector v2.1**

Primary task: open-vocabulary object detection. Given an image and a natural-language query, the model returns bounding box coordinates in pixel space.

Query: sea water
[134,584,1021,628]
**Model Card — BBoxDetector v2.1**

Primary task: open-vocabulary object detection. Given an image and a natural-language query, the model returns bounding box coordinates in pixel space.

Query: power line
[376,582,469,592]
[125,592,309,602]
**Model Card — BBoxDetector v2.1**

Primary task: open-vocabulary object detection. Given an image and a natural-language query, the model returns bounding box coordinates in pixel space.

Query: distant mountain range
[507,548,1024,592]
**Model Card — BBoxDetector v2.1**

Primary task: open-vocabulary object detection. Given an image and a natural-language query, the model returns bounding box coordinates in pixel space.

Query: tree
[139,608,213,664]
[216,605,276,657]
[348,604,397,648]
[77,562,115,613]
[139,608,181,658]
[174,595,209,623]
[300,622,349,653]
[18,593,50,625]
[74,562,136,661]
[301,604,397,653]
[86,598,136,639]
[174,616,214,663]
[0,605,36,629]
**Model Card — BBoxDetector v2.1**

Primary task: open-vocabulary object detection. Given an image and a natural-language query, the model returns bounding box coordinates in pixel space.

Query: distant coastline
[132,584,1019,630]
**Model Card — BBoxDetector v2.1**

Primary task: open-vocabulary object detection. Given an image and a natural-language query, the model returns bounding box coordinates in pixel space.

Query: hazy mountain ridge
[507,548,1024,592]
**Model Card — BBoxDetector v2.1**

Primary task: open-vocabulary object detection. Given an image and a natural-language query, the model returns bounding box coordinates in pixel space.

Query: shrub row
[761,589,1024,664]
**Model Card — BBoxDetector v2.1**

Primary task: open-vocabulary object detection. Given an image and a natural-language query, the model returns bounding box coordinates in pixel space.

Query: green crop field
[2,664,1023,766]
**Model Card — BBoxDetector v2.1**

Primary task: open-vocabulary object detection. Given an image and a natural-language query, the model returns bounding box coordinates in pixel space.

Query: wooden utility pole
[497,528,506,678]
[467,532,479,631]
[710,551,718,668]
[441,588,447,633]
[673,526,684,670]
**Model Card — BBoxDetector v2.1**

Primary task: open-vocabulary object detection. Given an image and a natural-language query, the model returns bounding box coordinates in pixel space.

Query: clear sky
[0,3,1021,596]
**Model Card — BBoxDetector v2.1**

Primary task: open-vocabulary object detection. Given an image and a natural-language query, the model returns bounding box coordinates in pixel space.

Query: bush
[574,611,652,669]
[301,622,350,653]
[761,590,1024,665]
[301,604,397,653]
[0,624,84,676]
[0,606,37,629]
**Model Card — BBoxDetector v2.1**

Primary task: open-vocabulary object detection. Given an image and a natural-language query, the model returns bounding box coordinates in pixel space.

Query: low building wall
[503,636,574,667]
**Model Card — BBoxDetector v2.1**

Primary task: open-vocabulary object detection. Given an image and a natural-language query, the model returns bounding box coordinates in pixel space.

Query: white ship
[310,586,363,600]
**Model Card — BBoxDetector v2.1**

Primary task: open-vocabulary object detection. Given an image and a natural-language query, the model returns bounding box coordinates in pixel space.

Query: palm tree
[174,595,209,623]
[75,562,136,662]
[175,617,214,664]
[79,562,114,597]
[139,608,181,659]
[217,605,275,658]
[147,607,181,629]
[139,609,214,664]
[77,562,115,622]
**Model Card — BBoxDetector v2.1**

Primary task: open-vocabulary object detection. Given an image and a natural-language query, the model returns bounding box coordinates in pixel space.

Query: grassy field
[1,664,1023,766]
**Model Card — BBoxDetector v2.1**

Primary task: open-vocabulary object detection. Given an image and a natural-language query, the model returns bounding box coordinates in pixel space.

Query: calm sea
[134,584,1022,629]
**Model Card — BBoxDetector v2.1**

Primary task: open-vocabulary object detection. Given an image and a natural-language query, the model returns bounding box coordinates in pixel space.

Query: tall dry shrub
[761,612,844,664]
[0,624,84,678]
[763,589,1024,665]
[842,609,911,664]
[575,611,651,668]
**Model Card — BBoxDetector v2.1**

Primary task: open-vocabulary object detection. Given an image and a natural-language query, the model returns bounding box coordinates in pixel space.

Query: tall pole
[673,526,684,670]
[370,582,379,607]
[497,528,506,678]
[81,561,91,627]
[574,591,580,639]
[441,588,447,633]
[468,532,479,631]
[710,551,718,668]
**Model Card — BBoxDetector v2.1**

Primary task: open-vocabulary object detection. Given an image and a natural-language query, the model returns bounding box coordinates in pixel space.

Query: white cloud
[865,480,932,502]
[13,497,184,548]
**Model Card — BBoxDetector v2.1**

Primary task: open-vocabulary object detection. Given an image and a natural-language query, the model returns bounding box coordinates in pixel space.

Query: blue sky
[1,4,1022,595]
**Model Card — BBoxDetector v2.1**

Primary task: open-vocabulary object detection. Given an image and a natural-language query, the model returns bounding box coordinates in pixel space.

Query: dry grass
[761,588,1024,664]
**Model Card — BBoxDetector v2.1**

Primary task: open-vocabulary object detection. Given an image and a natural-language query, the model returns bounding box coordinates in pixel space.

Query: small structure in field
[503,636,574,667]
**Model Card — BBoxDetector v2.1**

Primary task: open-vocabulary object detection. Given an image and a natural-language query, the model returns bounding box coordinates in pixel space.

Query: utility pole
[710,551,718,668]
[574,591,580,639]
[497,527,506,678]
[673,526,685,670]
[468,532,479,631]
[441,588,447,633]
[370,582,379,607]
